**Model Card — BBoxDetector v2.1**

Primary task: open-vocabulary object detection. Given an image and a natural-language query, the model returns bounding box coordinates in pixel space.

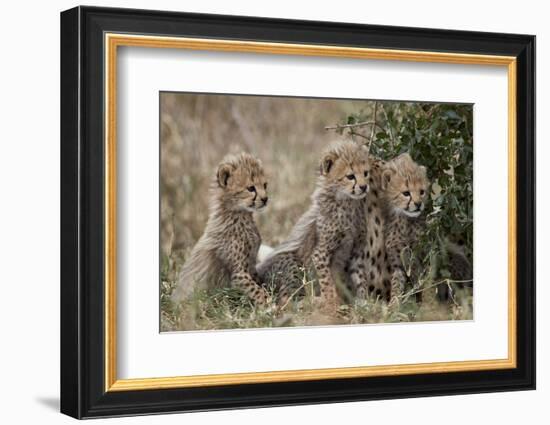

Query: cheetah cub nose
[261,196,268,205]
[359,184,368,193]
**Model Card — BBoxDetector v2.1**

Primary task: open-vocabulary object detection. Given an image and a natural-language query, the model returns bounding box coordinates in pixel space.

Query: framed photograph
[60,6,535,419]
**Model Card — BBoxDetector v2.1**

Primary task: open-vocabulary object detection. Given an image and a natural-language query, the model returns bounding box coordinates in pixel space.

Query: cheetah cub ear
[381,168,394,190]
[320,151,338,175]
[217,162,235,188]
[419,165,428,178]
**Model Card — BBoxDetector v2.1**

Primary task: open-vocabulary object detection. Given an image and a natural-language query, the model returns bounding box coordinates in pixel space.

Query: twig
[348,130,370,141]
[446,281,460,307]
[369,102,378,145]
[380,103,397,146]
[400,278,473,300]
[325,120,383,131]
[279,278,314,311]
[325,116,384,149]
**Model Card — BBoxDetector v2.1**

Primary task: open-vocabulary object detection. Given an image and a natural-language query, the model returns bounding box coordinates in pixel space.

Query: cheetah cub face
[320,140,370,200]
[382,153,429,218]
[216,152,269,212]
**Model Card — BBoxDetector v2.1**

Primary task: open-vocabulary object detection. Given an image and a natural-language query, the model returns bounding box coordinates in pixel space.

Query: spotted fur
[357,157,392,302]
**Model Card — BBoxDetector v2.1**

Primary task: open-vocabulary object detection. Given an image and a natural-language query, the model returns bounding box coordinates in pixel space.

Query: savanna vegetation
[160,93,473,332]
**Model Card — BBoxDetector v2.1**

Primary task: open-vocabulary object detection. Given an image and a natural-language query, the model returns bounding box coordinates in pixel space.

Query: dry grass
[160,93,473,332]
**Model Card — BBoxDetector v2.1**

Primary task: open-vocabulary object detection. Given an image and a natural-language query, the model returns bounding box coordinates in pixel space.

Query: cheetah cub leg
[311,245,339,310]
[386,241,406,306]
[347,240,368,295]
[230,267,269,306]
[312,247,336,302]
[227,242,269,306]
[389,269,406,307]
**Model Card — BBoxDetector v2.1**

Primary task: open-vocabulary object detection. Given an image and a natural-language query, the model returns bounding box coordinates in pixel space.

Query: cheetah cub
[379,153,472,304]
[171,152,270,306]
[257,140,370,308]
[380,153,430,304]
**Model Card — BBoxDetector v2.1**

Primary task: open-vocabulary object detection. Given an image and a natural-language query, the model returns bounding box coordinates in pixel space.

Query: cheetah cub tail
[257,244,274,263]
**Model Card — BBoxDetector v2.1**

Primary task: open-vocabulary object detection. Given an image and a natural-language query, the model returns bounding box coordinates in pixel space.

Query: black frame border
[60,6,535,419]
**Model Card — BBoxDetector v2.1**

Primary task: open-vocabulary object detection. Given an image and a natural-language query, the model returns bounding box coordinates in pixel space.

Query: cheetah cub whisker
[257,140,370,309]
[171,152,270,306]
